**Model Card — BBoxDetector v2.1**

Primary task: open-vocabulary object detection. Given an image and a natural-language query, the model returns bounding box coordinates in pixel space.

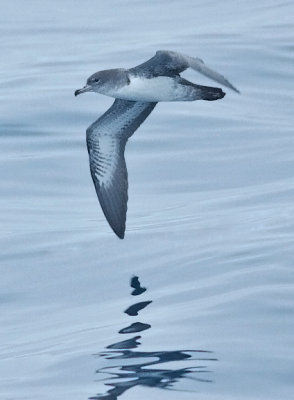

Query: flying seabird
[75,50,239,239]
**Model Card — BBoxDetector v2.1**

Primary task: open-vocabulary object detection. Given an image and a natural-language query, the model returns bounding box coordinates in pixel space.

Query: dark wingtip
[230,84,240,94]
[115,229,125,239]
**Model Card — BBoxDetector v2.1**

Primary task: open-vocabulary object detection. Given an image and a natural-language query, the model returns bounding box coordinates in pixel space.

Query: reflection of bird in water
[130,276,146,296]
[90,349,215,400]
[89,276,217,399]
[75,50,239,238]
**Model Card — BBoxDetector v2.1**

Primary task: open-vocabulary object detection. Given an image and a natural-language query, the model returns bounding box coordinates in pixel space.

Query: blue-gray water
[1,1,294,399]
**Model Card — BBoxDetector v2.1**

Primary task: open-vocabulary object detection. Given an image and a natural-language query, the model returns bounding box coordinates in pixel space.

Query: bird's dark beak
[74,84,91,96]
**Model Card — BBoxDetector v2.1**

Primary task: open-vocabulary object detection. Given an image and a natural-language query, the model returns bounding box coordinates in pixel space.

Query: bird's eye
[93,78,100,83]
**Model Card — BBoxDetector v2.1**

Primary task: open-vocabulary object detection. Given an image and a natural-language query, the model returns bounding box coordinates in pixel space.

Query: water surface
[1,1,294,399]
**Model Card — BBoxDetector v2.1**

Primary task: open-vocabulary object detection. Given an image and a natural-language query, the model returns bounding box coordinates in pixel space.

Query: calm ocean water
[1,1,294,399]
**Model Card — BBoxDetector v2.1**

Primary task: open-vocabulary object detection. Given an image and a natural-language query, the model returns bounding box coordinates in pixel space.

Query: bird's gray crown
[87,68,129,88]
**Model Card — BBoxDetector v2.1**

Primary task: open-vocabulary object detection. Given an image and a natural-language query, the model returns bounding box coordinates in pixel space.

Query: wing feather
[86,99,156,238]
[130,50,239,93]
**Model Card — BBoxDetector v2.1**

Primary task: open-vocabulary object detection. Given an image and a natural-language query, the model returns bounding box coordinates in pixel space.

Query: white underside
[106,76,190,102]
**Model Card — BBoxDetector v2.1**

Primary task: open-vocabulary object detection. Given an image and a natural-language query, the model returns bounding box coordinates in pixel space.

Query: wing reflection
[89,276,216,399]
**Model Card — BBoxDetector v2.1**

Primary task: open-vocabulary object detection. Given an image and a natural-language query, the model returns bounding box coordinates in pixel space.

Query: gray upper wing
[86,99,157,239]
[130,50,239,93]
[129,50,189,78]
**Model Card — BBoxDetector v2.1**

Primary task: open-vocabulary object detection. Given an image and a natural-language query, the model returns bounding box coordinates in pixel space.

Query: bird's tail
[197,84,225,101]
[179,77,225,101]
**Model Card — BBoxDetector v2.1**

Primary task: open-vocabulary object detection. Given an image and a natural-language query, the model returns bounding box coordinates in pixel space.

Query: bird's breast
[109,75,189,102]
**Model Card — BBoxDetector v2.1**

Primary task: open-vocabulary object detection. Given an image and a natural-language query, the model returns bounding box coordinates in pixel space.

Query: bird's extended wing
[130,50,239,93]
[86,99,157,239]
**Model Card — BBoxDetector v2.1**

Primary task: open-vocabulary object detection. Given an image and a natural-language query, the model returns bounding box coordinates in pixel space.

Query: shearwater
[75,50,239,239]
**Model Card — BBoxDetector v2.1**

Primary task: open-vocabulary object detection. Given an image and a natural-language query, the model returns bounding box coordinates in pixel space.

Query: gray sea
[1,1,294,399]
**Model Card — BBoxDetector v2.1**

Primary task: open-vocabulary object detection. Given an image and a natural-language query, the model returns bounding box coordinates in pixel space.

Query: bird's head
[74,71,106,96]
[75,69,128,96]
